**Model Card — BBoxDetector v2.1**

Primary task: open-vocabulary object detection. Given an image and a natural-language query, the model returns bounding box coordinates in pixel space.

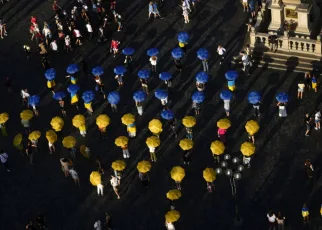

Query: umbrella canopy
[161,109,174,120]
[96,114,110,128]
[72,114,85,128]
[166,189,182,201]
[13,133,22,147]
[276,92,289,103]
[107,91,120,105]
[220,89,233,100]
[50,116,64,131]
[44,68,56,80]
[192,91,205,103]
[165,210,180,223]
[138,69,151,79]
[112,160,126,171]
[133,90,147,102]
[178,32,189,43]
[90,171,101,186]
[225,70,239,81]
[80,145,90,158]
[171,48,184,59]
[92,66,104,76]
[82,90,95,103]
[203,168,216,182]
[28,130,41,141]
[159,72,172,81]
[0,112,9,124]
[182,116,196,128]
[114,65,127,75]
[195,71,209,83]
[154,89,168,100]
[67,84,80,94]
[210,140,225,155]
[148,119,163,133]
[179,138,194,150]
[115,136,129,147]
[146,136,161,148]
[66,64,80,74]
[245,120,260,135]
[53,92,67,101]
[121,113,135,125]
[46,130,57,143]
[248,91,261,104]
[217,118,231,129]
[20,110,34,120]
[147,48,159,56]
[122,47,135,56]
[62,136,76,148]
[197,48,209,60]
[240,141,255,156]
[28,95,40,107]
[170,166,185,182]
[137,160,152,173]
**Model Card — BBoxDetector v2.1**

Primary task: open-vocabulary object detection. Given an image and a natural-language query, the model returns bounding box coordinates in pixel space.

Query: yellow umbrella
[121,113,135,125]
[170,166,185,182]
[89,171,101,186]
[0,113,9,124]
[13,133,22,147]
[80,145,90,158]
[28,130,41,141]
[20,110,34,120]
[146,136,160,148]
[96,114,110,128]
[240,141,255,156]
[179,139,194,150]
[112,160,126,171]
[72,114,85,128]
[217,118,231,129]
[182,116,196,128]
[166,189,182,201]
[62,136,76,148]
[210,140,225,155]
[165,210,180,223]
[245,120,260,135]
[115,136,129,147]
[50,117,64,131]
[148,119,163,134]
[46,130,57,143]
[137,160,152,173]
[203,168,216,182]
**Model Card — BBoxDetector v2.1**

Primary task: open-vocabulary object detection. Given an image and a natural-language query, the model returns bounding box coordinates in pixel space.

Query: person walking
[122,144,130,158]
[21,89,30,107]
[217,45,226,65]
[139,172,149,188]
[243,155,251,168]
[277,101,287,117]
[0,150,10,172]
[202,59,209,72]
[150,56,157,72]
[217,128,227,143]
[110,175,121,199]
[169,118,177,138]
[242,0,248,12]
[304,72,311,90]
[253,101,261,117]
[140,78,149,94]
[149,146,157,162]
[276,212,285,230]
[304,159,314,179]
[60,158,70,177]
[297,81,305,99]
[304,113,312,136]
[97,183,104,196]
[182,8,190,24]
[48,140,55,154]
[182,150,191,165]
[69,167,80,186]
[94,220,102,230]
[26,141,34,164]
[223,99,231,116]
[135,101,144,115]
[302,203,309,224]
[267,210,276,230]
[186,127,193,140]
[312,74,318,92]
[314,109,321,130]
[85,21,93,40]
[165,221,175,230]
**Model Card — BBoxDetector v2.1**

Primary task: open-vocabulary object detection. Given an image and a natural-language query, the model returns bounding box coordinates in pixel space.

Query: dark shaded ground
[1,0,322,230]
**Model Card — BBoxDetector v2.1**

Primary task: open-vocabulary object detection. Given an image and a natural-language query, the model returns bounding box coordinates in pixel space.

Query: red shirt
[111,40,119,49]
[31,17,37,24]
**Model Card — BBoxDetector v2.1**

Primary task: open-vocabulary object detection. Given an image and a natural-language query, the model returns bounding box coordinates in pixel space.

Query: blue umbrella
[178,32,189,43]
[114,66,127,75]
[107,91,120,104]
[138,69,151,79]
[28,95,40,107]
[195,72,209,83]
[45,68,56,80]
[67,84,80,94]
[159,72,172,81]
[92,66,104,76]
[171,48,184,59]
[154,89,168,100]
[197,48,209,60]
[147,48,159,57]
[82,90,95,103]
[53,92,67,101]
[192,91,205,103]
[122,47,135,56]
[133,90,147,102]
[276,92,288,103]
[66,64,80,75]
[161,109,174,120]
[225,70,239,81]
[220,90,233,100]
[248,91,261,104]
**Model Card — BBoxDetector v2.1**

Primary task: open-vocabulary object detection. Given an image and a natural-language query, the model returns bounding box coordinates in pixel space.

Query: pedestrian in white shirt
[161,97,168,106]
[97,183,104,196]
[110,175,121,199]
[241,51,250,75]
[150,56,157,72]
[21,89,30,107]
[73,28,82,46]
[149,146,157,162]
[267,210,277,229]
[65,35,72,52]
[50,40,58,52]
[223,99,230,116]
[48,141,55,154]
[217,45,226,65]
[165,221,175,230]
[93,220,102,230]
[85,22,93,40]
[315,110,321,130]
[0,150,10,172]
[69,168,80,186]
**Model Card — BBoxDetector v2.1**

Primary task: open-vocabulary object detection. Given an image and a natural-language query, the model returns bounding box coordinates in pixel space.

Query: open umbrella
[13,133,22,147]
[147,48,159,56]
[146,136,160,148]
[80,145,90,158]
[203,168,216,182]
[171,166,185,182]
[171,48,184,59]
[161,109,174,120]
[29,131,41,141]
[192,91,205,103]
[225,70,239,81]
[50,116,64,131]
[148,119,163,133]
[240,141,255,156]
[248,91,261,104]
[178,32,189,43]
[46,130,57,143]
[159,72,172,81]
[133,90,147,102]
[137,160,152,173]
[107,91,120,104]
[44,68,56,80]
[0,113,9,124]
[154,89,168,100]
[210,140,225,155]
[121,113,135,125]
[165,210,180,223]
[28,95,40,107]
[122,47,135,56]
[112,160,126,171]
[90,171,101,186]
[72,114,85,128]
[197,48,209,60]
[217,118,231,129]
[138,69,151,79]
[66,64,80,74]
[114,65,127,75]
[20,110,33,120]
[195,72,209,83]
[67,84,80,94]
[276,92,288,103]
[166,189,182,201]
[82,90,95,103]
[182,116,196,128]
[115,136,128,147]
[96,114,110,128]
[92,66,104,76]
[245,120,260,135]
[53,92,67,101]
[179,138,194,150]
[62,136,76,148]
[220,89,233,100]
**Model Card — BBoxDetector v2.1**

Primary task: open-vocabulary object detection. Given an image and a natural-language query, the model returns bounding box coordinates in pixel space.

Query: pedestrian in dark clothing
[139,172,149,188]
[124,55,133,72]
[81,60,89,75]
[25,220,35,230]
[182,150,191,164]
[169,118,177,138]
[304,159,314,179]
[4,76,12,93]
[174,58,182,72]
[304,113,312,136]
[26,141,34,164]
[253,101,261,116]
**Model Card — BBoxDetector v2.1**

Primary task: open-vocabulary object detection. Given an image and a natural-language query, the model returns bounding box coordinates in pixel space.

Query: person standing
[217,45,226,65]
[266,210,276,230]
[311,74,318,93]
[0,150,10,172]
[276,212,285,230]
[314,109,321,130]
[297,81,305,99]
[110,175,121,199]
[304,113,312,136]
